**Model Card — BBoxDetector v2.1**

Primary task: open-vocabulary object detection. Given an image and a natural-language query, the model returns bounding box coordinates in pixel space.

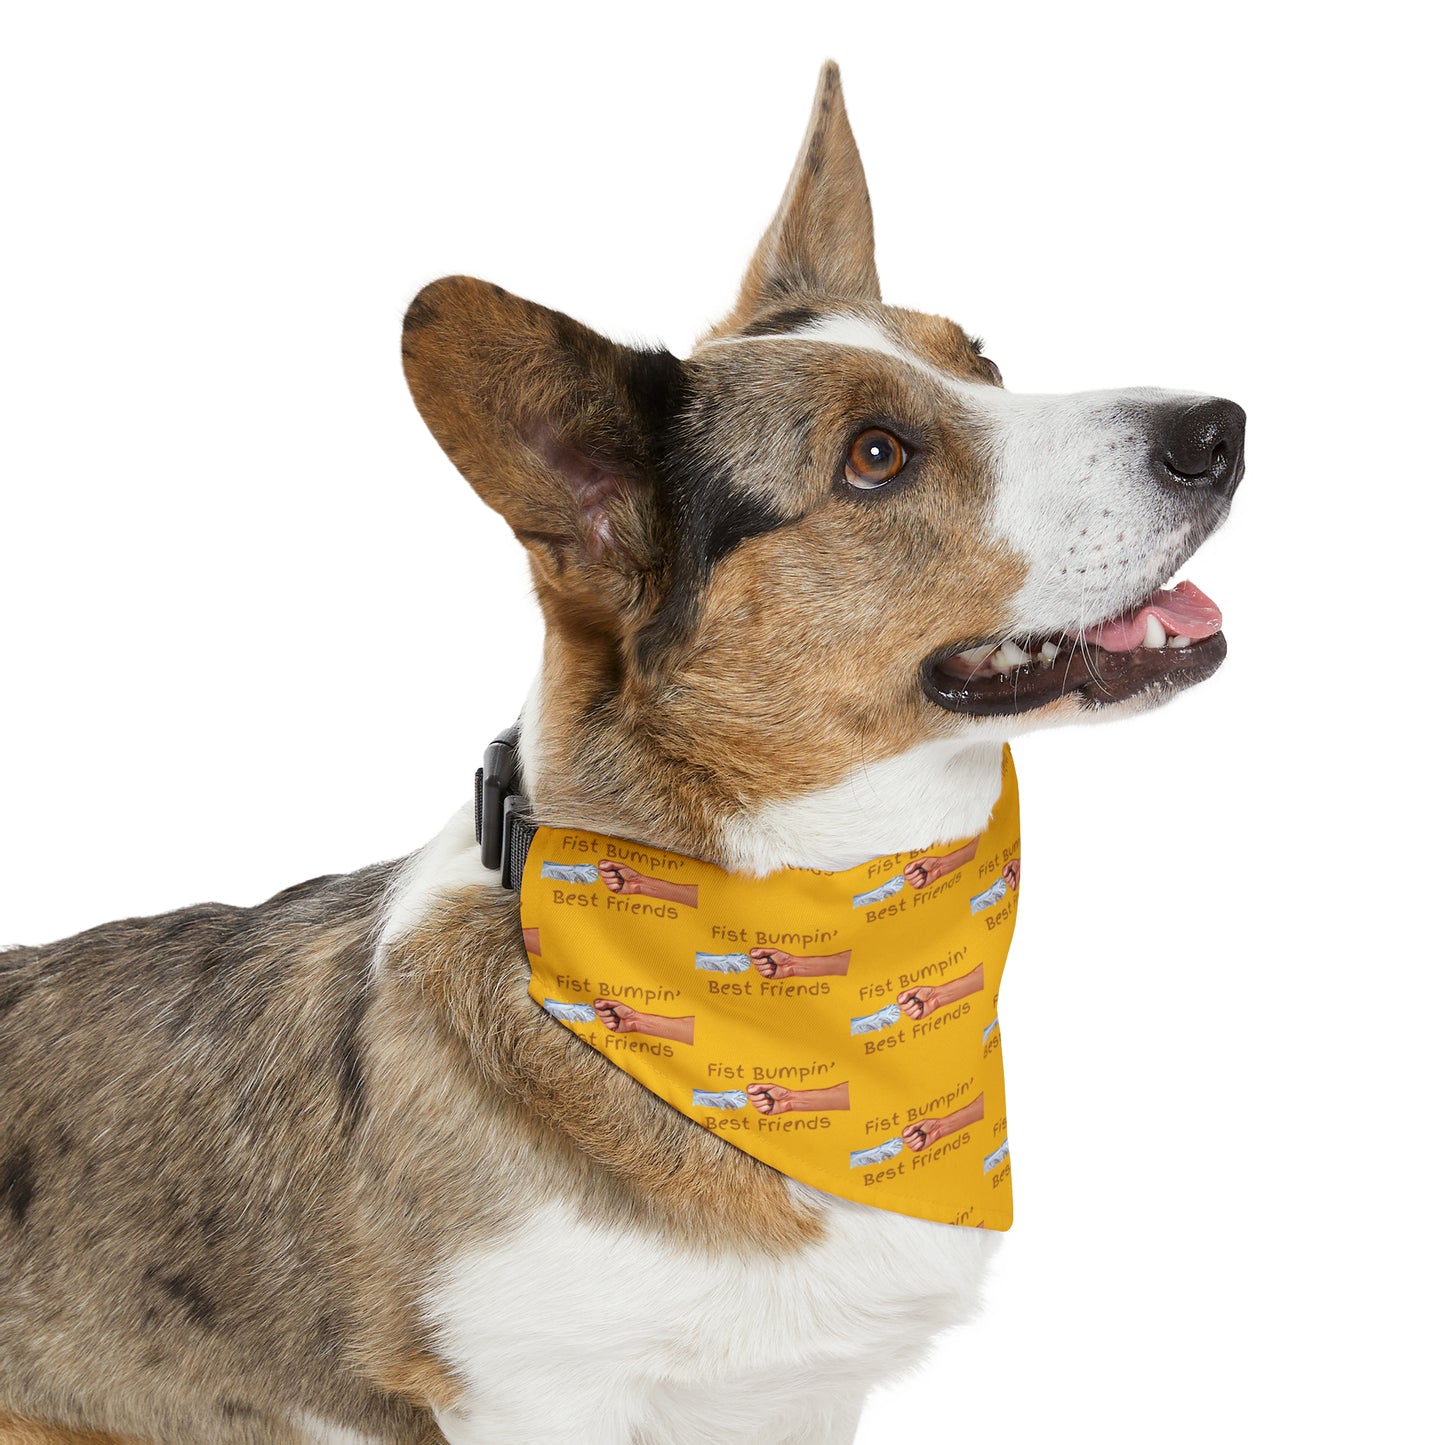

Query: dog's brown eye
[845,428,907,489]
[979,356,1003,385]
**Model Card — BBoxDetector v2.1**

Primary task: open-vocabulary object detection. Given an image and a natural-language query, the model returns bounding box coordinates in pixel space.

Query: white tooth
[1167,633,1192,649]
[958,643,995,666]
[1040,640,1061,663]
[988,650,1009,673]
[996,640,1031,669]
[1142,614,1167,648]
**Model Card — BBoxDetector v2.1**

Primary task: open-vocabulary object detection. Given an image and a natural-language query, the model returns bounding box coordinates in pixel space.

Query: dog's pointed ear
[402,277,682,605]
[712,61,880,336]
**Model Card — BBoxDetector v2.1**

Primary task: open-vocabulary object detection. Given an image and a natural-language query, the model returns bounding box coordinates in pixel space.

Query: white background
[3,3,1440,1441]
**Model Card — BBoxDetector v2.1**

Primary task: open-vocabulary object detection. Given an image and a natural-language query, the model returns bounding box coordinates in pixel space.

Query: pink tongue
[1078,580,1223,652]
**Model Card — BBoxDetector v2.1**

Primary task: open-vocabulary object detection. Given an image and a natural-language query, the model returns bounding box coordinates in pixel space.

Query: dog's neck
[374,675,1008,958]
[518,671,1007,875]
[712,736,1011,873]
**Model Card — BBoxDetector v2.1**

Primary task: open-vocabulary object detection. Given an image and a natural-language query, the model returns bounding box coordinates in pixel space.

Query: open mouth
[922,581,1227,717]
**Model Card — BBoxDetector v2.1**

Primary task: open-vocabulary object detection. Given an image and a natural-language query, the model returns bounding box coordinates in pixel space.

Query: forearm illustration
[903,838,980,890]
[598,859,699,908]
[902,1093,986,1152]
[897,964,985,1020]
[593,998,696,1046]
[749,946,852,979]
[746,1081,851,1114]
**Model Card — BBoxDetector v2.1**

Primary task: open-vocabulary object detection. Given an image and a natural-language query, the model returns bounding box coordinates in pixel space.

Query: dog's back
[0,869,440,1443]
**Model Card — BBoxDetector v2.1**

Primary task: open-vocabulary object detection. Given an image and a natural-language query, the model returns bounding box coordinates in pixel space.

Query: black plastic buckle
[475,724,533,890]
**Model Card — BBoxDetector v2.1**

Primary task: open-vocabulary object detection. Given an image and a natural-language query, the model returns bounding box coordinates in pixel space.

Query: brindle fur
[0,869,441,1442]
[3,62,1026,1441]
[0,1411,143,1444]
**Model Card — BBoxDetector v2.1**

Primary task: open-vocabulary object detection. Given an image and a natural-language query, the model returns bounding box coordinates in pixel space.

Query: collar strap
[475,723,535,890]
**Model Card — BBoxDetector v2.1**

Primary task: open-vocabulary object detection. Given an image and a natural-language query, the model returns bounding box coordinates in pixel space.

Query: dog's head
[402,64,1243,851]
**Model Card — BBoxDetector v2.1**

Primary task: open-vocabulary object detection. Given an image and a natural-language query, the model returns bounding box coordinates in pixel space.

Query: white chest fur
[424,1192,999,1445]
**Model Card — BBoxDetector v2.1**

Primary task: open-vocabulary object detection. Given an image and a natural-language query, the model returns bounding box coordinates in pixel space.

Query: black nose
[1154,397,1246,500]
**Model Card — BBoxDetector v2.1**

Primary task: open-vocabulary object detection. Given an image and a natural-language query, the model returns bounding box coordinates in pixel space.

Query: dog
[0,60,1243,1445]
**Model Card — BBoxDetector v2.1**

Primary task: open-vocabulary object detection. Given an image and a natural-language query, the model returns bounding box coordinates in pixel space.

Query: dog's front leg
[433,1395,633,1445]
[433,1385,868,1445]
[777,1391,868,1445]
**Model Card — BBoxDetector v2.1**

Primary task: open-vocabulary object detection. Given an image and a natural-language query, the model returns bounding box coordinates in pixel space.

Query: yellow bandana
[521,746,1021,1228]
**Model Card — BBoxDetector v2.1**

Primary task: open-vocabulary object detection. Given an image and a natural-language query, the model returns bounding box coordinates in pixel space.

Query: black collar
[475,724,535,889]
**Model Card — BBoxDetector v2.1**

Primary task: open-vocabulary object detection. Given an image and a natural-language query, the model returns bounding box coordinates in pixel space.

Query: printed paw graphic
[598,860,643,894]
[897,985,941,1021]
